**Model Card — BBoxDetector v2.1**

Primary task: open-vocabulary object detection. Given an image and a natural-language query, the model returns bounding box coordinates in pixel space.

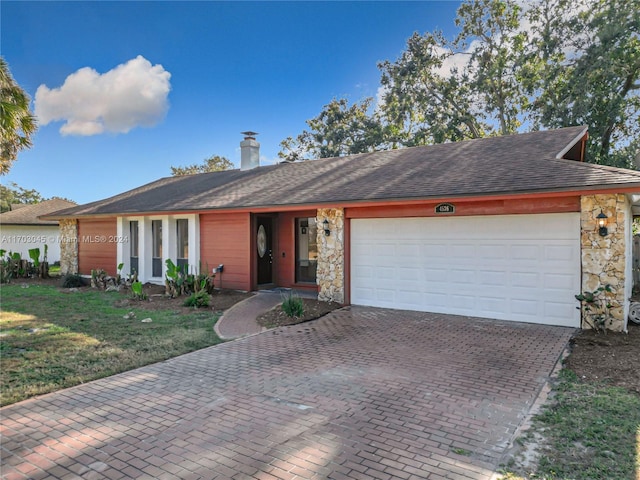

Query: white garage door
[350,213,580,327]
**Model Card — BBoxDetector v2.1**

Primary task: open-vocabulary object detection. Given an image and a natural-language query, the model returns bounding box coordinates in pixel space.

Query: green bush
[183,290,210,308]
[61,273,84,288]
[282,291,304,318]
[130,281,147,300]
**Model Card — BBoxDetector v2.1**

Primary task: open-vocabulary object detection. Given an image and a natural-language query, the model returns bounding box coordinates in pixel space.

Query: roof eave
[555,126,589,160]
[38,182,640,219]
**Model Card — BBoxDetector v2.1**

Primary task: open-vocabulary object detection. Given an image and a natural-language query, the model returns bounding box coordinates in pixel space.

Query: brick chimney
[240,131,260,171]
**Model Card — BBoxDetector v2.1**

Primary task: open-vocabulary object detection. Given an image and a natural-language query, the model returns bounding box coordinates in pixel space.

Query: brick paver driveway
[1,307,575,480]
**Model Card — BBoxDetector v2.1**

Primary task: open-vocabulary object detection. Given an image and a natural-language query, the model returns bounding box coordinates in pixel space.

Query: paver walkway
[215,292,278,339]
[216,289,318,339]
[1,307,575,480]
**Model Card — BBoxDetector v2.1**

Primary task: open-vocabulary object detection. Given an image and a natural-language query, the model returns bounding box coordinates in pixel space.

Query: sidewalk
[214,291,282,339]
[215,289,318,339]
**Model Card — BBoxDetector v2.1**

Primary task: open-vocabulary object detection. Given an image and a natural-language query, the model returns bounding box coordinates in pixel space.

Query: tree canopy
[525,0,640,167]
[279,0,639,167]
[0,182,44,213]
[170,155,234,176]
[0,57,38,175]
[279,98,385,161]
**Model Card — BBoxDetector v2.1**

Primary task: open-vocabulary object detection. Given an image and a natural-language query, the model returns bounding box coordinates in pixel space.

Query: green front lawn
[501,369,640,480]
[0,283,223,406]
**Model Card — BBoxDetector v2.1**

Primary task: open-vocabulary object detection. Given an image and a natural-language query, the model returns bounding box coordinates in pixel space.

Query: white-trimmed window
[176,219,189,272]
[130,221,139,275]
[152,220,163,277]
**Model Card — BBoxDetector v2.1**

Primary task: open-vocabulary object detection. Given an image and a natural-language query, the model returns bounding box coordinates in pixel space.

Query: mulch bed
[256,298,343,328]
[18,275,253,314]
[113,282,253,313]
[565,322,640,394]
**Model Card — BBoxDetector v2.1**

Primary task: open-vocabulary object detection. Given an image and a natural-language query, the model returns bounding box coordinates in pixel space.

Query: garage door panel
[352,265,373,280]
[544,272,577,290]
[449,244,475,258]
[545,244,575,261]
[545,302,576,321]
[479,270,507,286]
[511,299,539,315]
[425,267,448,282]
[450,295,477,310]
[421,244,447,257]
[511,244,540,260]
[398,268,420,282]
[478,296,506,315]
[450,269,476,284]
[351,214,580,327]
[378,266,395,279]
[397,290,422,304]
[397,244,420,257]
[377,289,396,302]
[353,287,375,302]
[425,293,448,307]
[512,272,539,287]
[478,244,507,259]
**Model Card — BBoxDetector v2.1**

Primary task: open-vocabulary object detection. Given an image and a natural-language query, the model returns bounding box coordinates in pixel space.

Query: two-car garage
[350,213,581,327]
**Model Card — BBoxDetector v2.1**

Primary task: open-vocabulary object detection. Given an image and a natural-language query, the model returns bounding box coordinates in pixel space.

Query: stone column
[580,194,628,331]
[59,219,78,275]
[316,208,345,303]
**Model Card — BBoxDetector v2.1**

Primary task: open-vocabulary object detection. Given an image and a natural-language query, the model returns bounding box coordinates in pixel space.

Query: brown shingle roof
[45,126,640,218]
[0,198,77,225]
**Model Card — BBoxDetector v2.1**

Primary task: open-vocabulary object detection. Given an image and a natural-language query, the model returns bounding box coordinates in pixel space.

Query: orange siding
[78,218,117,275]
[200,212,251,291]
[345,196,580,219]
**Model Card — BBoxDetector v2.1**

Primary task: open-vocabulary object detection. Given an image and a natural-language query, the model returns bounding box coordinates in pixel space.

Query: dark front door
[256,216,274,285]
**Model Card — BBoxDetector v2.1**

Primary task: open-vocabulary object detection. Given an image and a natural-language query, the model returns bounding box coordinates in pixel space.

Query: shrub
[282,291,304,318]
[130,281,147,300]
[183,290,210,308]
[61,273,84,288]
[575,284,615,332]
[165,259,214,297]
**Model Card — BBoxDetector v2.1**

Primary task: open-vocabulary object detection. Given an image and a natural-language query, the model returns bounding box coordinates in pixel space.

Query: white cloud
[35,55,171,136]
[430,44,468,77]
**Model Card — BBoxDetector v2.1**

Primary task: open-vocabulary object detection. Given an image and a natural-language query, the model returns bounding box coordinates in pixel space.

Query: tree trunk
[39,262,49,279]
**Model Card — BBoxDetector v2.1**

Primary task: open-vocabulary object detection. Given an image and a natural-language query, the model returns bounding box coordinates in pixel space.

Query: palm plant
[0,57,38,175]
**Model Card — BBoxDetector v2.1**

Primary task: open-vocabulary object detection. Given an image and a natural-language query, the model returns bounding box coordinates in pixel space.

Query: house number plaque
[434,203,455,214]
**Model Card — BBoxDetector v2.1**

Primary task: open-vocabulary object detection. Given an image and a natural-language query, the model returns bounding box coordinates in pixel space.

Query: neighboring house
[0,198,77,263]
[43,128,640,331]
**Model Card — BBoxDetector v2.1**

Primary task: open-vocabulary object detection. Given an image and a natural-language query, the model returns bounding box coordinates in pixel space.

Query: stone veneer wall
[316,208,345,303]
[59,219,78,275]
[580,194,629,331]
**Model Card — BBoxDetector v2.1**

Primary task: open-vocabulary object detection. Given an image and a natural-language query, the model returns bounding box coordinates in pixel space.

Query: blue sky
[2,1,462,205]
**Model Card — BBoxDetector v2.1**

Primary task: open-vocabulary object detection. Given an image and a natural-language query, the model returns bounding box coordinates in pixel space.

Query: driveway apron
[1,307,575,480]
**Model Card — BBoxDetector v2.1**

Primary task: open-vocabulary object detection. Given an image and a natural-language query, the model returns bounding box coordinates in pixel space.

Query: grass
[0,283,222,406]
[500,369,640,480]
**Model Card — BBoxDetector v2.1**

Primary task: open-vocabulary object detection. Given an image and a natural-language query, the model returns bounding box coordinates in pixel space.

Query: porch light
[323,219,331,236]
[596,210,608,236]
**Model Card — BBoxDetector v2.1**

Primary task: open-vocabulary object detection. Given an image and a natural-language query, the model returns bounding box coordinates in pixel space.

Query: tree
[170,155,234,176]
[0,182,44,213]
[379,0,529,147]
[278,98,385,161]
[378,31,489,146]
[281,0,638,167]
[525,0,640,166]
[0,57,38,175]
[454,0,529,135]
